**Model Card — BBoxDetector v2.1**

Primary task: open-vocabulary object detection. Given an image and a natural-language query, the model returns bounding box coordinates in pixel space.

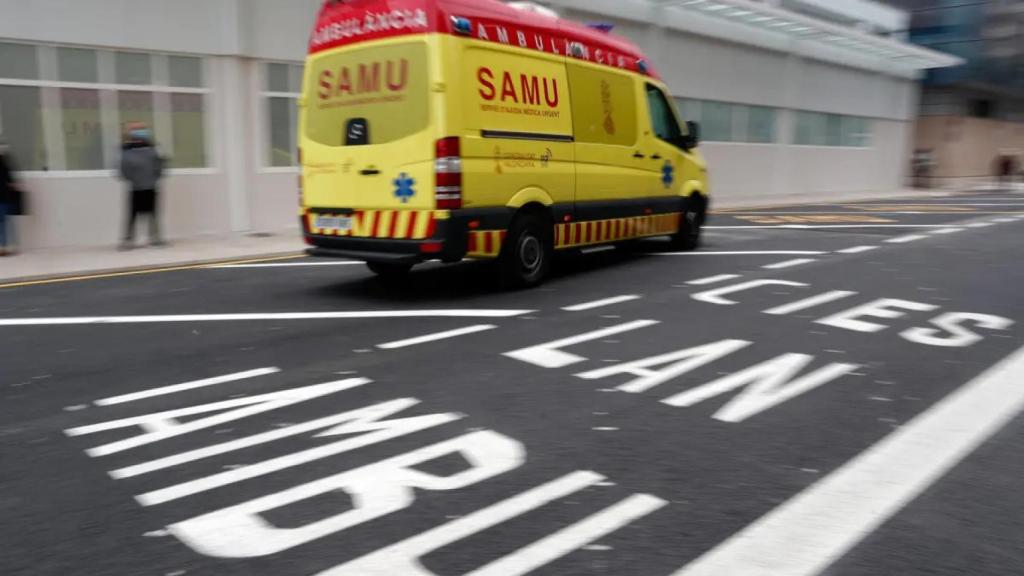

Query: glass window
[289,65,304,94]
[747,106,776,143]
[116,52,151,85]
[170,93,206,168]
[795,111,826,145]
[0,42,39,80]
[117,91,155,141]
[268,97,295,167]
[267,63,291,93]
[842,116,872,147]
[674,98,700,124]
[57,47,98,83]
[825,114,843,146]
[168,56,203,88]
[0,86,46,170]
[59,88,104,169]
[702,101,733,142]
[645,85,683,144]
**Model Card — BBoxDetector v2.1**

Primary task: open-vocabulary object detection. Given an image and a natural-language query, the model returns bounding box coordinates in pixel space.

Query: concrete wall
[916,116,1024,183]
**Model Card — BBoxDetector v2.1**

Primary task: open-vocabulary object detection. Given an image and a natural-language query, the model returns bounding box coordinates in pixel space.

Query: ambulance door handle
[360,168,381,176]
[633,152,646,159]
[651,154,663,160]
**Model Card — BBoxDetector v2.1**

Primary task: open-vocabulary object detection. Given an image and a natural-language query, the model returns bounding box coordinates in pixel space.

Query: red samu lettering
[478,67,496,100]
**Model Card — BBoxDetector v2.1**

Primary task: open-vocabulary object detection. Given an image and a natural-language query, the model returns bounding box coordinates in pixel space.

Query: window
[746,106,776,144]
[0,44,210,171]
[795,111,827,145]
[645,85,683,143]
[60,88,104,170]
[794,111,873,148]
[0,86,46,170]
[702,101,734,143]
[262,62,305,167]
[268,97,295,167]
[170,93,206,168]
[825,114,843,147]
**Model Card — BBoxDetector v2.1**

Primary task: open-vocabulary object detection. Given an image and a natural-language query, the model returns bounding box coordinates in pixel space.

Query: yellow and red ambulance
[300,0,708,287]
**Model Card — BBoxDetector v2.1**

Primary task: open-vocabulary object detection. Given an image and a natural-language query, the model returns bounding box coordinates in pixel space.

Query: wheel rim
[519,234,543,275]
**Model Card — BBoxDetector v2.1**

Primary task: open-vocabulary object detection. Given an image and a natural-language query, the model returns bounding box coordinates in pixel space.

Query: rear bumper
[304,212,479,264]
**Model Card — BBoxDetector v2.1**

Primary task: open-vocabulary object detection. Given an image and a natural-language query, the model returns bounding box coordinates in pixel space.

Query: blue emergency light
[451,16,472,35]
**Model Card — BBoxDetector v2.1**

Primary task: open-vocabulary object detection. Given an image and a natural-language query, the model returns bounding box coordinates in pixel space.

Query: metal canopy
[653,0,963,70]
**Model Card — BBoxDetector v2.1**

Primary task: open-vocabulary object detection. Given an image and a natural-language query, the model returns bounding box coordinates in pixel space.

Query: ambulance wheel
[499,213,552,289]
[367,262,412,280]
[672,197,705,251]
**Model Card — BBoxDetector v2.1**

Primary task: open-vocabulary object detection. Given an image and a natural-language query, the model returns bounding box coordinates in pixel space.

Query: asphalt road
[4,190,1024,576]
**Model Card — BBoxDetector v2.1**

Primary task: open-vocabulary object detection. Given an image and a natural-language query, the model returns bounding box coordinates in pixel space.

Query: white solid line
[207,261,363,269]
[929,228,964,235]
[687,274,742,286]
[94,367,280,407]
[991,218,1017,223]
[470,494,668,576]
[762,258,817,270]
[706,225,962,229]
[673,343,1024,576]
[563,295,642,312]
[966,222,994,228]
[837,246,877,254]
[763,291,858,316]
[885,234,928,244]
[376,325,498,350]
[656,251,826,256]
[0,310,533,327]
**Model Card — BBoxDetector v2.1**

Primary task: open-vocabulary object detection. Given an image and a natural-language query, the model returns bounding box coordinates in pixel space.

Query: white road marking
[929,228,964,235]
[672,343,1024,576]
[207,262,364,269]
[885,234,928,244]
[693,280,808,306]
[581,246,616,254]
[504,320,659,369]
[763,291,858,316]
[991,218,1017,223]
[966,222,994,228]
[377,325,498,350]
[562,295,642,312]
[763,259,817,270]
[656,251,826,256]
[94,368,280,406]
[837,246,877,254]
[706,225,963,229]
[0,310,533,327]
[686,274,742,286]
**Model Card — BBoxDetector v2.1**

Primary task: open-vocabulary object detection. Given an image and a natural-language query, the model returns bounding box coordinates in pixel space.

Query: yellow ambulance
[300,0,708,287]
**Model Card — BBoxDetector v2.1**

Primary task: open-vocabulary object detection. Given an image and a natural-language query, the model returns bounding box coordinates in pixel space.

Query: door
[641,83,691,200]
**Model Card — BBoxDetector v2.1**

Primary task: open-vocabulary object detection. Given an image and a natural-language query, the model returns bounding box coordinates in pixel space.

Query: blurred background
[0,0,1019,252]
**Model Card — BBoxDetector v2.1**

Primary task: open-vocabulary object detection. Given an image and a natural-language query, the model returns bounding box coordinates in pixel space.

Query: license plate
[315,215,352,232]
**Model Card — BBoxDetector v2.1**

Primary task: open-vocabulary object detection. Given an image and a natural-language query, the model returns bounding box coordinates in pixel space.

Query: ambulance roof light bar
[505,1,560,19]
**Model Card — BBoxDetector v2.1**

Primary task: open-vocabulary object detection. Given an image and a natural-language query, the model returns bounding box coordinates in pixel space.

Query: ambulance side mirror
[681,121,700,150]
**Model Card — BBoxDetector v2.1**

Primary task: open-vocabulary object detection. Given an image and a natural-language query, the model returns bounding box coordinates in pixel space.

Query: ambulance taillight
[435,137,462,210]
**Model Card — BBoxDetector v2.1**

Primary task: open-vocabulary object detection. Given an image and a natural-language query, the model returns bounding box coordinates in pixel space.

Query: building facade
[0,0,955,250]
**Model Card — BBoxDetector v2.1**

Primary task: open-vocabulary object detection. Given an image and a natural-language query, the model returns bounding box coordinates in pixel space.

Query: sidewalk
[0,232,305,284]
[0,186,1012,284]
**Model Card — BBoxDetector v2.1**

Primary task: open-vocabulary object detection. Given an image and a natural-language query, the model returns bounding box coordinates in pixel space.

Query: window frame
[258,61,304,173]
[0,43,212,174]
[645,83,686,150]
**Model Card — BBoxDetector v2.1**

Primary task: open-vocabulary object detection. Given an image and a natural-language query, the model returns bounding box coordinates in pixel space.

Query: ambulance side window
[645,84,683,146]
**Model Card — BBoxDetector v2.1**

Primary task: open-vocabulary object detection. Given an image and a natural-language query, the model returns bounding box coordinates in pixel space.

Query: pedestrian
[119,122,166,250]
[0,137,21,257]
[996,154,1016,189]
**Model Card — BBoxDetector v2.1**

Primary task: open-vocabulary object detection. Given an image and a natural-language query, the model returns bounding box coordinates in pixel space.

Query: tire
[671,197,704,251]
[498,213,552,289]
[366,261,412,279]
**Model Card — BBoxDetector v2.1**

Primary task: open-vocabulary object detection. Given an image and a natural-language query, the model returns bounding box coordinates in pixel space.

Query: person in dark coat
[0,138,19,257]
[119,123,166,250]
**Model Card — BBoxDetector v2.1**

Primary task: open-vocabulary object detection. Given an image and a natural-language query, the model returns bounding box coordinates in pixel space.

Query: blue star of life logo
[394,173,416,203]
[661,161,675,189]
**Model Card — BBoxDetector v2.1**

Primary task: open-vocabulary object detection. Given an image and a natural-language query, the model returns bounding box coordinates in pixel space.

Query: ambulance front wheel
[367,261,413,280]
[672,196,706,251]
[499,213,553,289]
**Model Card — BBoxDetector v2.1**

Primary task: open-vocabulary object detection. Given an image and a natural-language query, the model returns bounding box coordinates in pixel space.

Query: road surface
[4,191,1024,576]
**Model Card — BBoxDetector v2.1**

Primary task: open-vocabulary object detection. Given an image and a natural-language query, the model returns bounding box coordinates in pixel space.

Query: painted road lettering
[504,319,659,368]
[64,370,663,572]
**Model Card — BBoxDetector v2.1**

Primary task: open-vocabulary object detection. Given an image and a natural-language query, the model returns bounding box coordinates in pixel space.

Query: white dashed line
[991,218,1017,223]
[706,225,964,230]
[686,274,742,286]
[966,222,994,228]
[0,310,534,326]
[672,343,1024,576]
[563,295,642,312]
[94,367,281,406]
[929,228,964,235]
[377,325,498,350]
[656,251,826,256]
[762,259,817,270]
[885,234,928,244]
[837,246,877,254]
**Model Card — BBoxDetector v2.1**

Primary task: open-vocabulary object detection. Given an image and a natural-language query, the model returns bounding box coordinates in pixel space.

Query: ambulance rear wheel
[499,214,552,289]
[367,261,412,280]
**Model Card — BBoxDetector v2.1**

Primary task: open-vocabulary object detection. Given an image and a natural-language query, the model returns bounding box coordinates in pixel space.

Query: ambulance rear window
[305,41,428,147]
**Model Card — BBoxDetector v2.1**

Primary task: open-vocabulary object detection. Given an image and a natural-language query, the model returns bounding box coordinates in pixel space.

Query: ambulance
[300,0,709,287]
